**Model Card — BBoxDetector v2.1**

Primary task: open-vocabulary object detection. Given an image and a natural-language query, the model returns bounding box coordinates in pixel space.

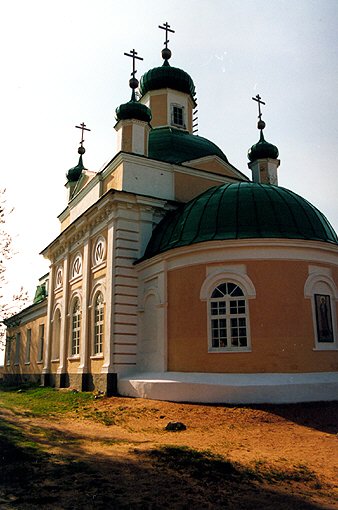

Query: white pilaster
[78,238,90,373]
[57,254,69,374]
[101,221,115,373]
[42,264,55,374]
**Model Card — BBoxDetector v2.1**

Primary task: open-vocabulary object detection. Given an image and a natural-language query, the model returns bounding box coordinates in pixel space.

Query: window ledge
[68,356,80,361]
[37,361,43,364]
[24,362,30,365]
[313,347,338,351]
[208,349,252,354]
[51,358,60,363]
[90,354,104,360]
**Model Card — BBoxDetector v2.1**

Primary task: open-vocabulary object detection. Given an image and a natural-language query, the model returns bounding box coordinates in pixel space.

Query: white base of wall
[118,371,338,404]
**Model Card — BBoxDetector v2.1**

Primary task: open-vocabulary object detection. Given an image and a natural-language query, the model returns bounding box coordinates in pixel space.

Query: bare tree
[0,189,28,350]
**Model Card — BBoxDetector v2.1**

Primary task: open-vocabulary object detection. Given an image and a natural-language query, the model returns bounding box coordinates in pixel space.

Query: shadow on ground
[0,416,332,510]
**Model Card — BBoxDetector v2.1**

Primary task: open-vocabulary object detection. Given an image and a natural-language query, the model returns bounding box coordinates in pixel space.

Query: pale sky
[1,0,338,304]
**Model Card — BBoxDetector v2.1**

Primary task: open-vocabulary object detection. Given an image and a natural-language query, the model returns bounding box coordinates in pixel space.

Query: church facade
[2,29,338,403]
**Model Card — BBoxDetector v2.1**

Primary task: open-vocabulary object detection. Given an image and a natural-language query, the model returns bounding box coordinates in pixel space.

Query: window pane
[314,294,334,342]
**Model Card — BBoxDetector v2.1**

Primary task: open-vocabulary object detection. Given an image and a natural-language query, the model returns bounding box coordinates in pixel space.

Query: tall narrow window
[5,337,11,365]
[14,333,21,365]
[71,299,81,356]
[94,292,104,355]
[171,104,184,127]
[209,282,249,351]
[314,294,334,343]
[25,329,31,364]
[37,325,44,362]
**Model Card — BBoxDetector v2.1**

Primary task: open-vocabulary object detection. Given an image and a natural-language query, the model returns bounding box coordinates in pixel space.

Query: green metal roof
[116,100,152,123]
[248,131,279,162]
[148,127,229,164]
[142,182,338,260]
[139,64,196,98]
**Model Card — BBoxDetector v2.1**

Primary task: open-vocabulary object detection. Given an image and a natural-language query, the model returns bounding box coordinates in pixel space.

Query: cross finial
[252,94,266,131]
[124,49,143,100]
[124,49,143,80]
[159,22,175,49]
[75,122,91,153]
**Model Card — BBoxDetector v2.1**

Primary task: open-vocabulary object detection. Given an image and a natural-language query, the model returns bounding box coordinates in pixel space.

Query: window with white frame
[71,298,81,356]
[171,104,185,128]
[25,329,31,364]
[209,282,249,351]
[93,292,104,355]
[304,270,337,350]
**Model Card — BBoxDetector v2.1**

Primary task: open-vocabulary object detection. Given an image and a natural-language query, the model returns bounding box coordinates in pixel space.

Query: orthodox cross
[124,49,143,79]
[159,22,175,49]
[252,94,265,121]
[75,122,91,147]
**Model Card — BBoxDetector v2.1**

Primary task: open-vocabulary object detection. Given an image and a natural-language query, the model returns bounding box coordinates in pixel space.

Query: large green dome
[148,127,229,164]
[139,64,196,98]
[143,182,338,260]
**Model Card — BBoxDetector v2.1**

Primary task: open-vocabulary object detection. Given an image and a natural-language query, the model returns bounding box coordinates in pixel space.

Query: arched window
[209,282,249,351]
[305,270,337,350]
[71,298,81,356]
[93,292,104,355]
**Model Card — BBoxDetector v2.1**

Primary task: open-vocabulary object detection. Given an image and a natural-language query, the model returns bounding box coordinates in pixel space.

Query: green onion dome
[66,154,85,182]
[248,131,279,162]
[139,64,196,99]
[142,182,338,260]
[148,127,229,164]
[116,100,152,123]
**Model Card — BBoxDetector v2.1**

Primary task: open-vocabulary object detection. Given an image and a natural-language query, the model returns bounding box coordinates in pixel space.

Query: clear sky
[1,0,338,303]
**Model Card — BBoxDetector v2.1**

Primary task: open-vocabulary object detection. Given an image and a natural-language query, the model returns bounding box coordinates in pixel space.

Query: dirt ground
[0,396,337,509]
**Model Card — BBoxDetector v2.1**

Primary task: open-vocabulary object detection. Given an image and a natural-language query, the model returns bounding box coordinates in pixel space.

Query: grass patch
[0,386,94,417]
[145,445,319,486]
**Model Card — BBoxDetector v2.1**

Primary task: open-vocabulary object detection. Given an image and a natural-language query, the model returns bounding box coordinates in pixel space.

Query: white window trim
[70,297,81,357]
[304,271,338,351]
[200,270,255,353]
[171,103,185,129]
[93,291,104,356]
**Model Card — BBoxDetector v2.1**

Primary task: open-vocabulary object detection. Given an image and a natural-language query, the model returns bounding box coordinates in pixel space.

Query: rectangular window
[5,338,11,365]
[37,324,44,362]
[25,329,31,364]
[171,105,184,127]
[315,294,334,343]
[14,333,21,365]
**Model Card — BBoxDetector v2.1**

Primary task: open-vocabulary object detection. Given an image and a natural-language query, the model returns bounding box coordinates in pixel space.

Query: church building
[2,24,338,403]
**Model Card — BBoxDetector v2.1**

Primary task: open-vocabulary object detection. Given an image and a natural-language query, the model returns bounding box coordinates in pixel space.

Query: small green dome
[248,131,279,162]
[148,127,229,164]
[66,155,84,182]
[139,64,196,99]
[142,182,338,260]
[116,100,152,123]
